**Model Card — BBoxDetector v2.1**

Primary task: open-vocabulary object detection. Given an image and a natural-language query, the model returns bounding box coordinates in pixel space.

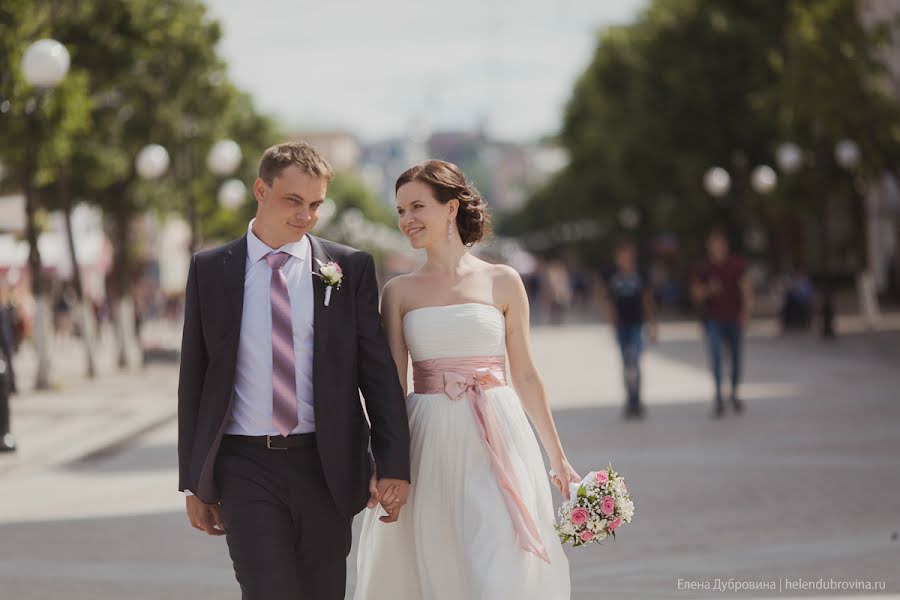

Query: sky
[203,0,647,142]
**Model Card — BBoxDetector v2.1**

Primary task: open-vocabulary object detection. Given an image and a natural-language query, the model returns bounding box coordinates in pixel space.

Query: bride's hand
[549,456,581,500]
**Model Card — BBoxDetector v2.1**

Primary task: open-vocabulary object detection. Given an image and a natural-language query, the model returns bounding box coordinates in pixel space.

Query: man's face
[253,166,328,245]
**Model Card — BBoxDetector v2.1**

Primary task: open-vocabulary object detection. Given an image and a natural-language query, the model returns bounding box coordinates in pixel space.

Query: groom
[177,142,411,599]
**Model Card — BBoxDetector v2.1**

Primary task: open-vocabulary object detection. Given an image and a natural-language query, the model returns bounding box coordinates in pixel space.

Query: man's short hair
[258,142,334,185]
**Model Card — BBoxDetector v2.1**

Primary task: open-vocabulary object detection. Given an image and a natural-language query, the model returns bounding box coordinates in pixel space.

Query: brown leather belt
[223,433,316,451]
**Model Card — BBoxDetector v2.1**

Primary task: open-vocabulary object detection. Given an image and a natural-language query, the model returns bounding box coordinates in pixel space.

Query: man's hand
[186,495,225,536]
[375,478,409,523]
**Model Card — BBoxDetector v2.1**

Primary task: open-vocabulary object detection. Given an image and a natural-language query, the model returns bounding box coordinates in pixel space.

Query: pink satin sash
[412,355,551,564]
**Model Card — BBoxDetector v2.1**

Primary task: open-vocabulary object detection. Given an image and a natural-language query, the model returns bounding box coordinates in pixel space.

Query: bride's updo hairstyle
[395,159,492,247]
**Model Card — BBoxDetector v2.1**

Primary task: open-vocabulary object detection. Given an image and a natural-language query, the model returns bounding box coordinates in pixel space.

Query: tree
[0,0,94,387]
[512,0,900,273]
[2,0,261,372]
[48,0,234,368]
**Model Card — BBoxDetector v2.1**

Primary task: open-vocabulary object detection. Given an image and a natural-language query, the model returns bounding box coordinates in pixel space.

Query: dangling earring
[447,221,453,241]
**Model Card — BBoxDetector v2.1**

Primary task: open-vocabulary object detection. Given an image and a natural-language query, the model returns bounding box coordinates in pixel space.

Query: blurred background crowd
[1,0,900,397]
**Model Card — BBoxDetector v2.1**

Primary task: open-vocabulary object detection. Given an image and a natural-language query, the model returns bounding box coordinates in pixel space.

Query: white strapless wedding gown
[355,303,570,600]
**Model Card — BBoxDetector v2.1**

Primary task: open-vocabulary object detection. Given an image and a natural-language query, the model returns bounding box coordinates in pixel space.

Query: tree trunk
[59,168,97,378]
[23,109,52,390]
[109,184,137,370]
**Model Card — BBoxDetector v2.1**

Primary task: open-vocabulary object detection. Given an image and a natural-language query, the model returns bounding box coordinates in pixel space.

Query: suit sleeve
[178,254,208,492]
[355,253,411,482]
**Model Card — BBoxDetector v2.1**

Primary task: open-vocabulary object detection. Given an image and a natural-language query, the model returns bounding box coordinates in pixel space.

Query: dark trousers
[703,319,743,407]
[615,323,644,410]
[214,435,352,600]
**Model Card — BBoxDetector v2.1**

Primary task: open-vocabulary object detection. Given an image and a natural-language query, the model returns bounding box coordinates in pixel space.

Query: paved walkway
[0,314,898,598]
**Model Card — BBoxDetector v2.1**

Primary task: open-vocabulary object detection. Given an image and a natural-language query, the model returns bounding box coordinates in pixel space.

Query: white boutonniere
[314,259,343,306]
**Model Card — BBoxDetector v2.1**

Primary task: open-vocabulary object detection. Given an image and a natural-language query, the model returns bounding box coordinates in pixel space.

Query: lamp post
[203,139,243,251]
[124,143,170,368]
[135,144,170,180]
[775,139,867,338]
[834,139,879,328]
[775,142,803,175]
[217,179,246,210]
[703,166,732,198]
[750,165,777,195]
[21,39,70,390]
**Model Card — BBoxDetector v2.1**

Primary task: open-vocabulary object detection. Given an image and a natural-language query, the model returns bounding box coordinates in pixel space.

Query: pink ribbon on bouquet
[412,355,551,564]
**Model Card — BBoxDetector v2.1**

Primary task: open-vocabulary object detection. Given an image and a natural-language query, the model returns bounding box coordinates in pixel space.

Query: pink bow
[413,356,551,564]
[442,368,503,401]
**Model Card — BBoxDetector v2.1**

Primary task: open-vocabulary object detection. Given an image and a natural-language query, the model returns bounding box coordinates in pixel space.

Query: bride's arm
[380,277,410,397]
[497,266,580,496]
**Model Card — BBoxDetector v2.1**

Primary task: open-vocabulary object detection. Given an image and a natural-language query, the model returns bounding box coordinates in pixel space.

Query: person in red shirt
[691,229,753,418]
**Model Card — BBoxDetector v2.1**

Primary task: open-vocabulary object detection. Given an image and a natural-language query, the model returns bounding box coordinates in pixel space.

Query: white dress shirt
[224,220,316,436]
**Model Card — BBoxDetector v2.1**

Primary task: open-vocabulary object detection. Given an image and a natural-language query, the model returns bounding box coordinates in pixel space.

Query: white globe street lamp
[217,179,246,209]
[207,139,243,176]
[135,144,170,180]
[703,166,731,197]
[776,142,803,174]
[835,139,861,170]
[315,198,337,229]
[750,165,778,194]
[22,39,70,89]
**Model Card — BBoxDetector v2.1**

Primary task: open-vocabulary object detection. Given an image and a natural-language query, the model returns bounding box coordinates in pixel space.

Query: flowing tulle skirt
[354,386,570,600]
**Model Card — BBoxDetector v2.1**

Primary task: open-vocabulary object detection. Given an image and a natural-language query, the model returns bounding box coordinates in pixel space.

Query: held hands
[368,468,410,524]
[376,478,410,523]
[548,456,581,501]
[186,495,225,536]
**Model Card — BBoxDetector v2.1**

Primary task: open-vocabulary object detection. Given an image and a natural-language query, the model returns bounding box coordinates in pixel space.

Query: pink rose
[601,496,615,516]
[570,507,589,526]
[608,516,622,532]
[595,470,609,486]
[580,530,594,542]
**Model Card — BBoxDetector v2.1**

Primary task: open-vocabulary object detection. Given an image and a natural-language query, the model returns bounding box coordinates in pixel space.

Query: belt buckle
[266,435,288,451]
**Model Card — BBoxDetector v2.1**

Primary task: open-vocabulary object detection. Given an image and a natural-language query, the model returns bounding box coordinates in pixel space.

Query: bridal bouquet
[555,464,634,546]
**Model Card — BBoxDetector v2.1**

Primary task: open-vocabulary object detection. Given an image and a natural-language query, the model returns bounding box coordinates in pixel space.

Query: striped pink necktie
[265,251,298,437]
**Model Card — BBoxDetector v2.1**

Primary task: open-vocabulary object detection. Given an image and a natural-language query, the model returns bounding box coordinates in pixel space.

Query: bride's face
[396,180,457,249]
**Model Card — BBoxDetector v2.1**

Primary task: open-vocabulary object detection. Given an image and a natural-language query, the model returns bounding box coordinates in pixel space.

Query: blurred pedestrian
[544,260,572,325]
[691,229,752,418]
[598,239,657,420]
[780,270,814,332]
[0,284,18,452]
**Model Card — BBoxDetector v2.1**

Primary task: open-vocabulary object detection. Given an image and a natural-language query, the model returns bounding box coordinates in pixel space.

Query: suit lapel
[222,235,248,353]
[309,234,334,350]
[309,235,334,410]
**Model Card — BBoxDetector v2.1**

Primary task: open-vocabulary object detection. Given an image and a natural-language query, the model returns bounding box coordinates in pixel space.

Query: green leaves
[514,0,900,268]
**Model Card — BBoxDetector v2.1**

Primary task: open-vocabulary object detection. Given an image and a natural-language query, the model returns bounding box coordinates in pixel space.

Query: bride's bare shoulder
[482,262,526,312]
[485,262,523,286]
[382,272,424,311]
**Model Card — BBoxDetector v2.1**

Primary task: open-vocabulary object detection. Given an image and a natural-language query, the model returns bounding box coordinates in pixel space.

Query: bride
[355,160,579,599]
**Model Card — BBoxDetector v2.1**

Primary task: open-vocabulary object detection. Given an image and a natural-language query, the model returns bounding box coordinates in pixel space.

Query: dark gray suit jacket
[177,234,410,517]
